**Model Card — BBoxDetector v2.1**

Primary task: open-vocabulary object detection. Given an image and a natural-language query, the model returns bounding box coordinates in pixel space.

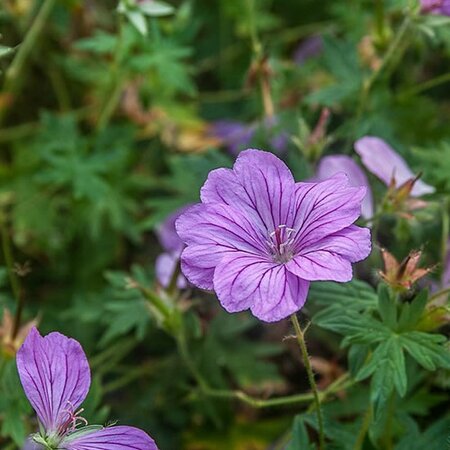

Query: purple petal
[23,438,42,450]
[354,136,435,196]
[287,225,371,282]
[292,174,367,250]
[201,149,296,233]
[176,203,266,289]
[316,155,374,219]
[213,252,309,322]
[421,0,450,15]
[442,239,450,287]
[156,205,191,253]
[61,425,158,450]
[155,252,187,288]
[16,328,90,433]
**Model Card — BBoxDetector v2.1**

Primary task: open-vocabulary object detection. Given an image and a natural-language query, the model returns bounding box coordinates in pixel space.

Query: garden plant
[0,0,449,449]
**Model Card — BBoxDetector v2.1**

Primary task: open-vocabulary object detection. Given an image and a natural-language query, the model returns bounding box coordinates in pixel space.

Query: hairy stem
[291,314,325,449]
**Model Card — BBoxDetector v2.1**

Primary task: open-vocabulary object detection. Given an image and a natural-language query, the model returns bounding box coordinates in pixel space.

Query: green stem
[399,72,450,99]
[291,314,325,450]
[97,16,126,130]
[1,0,56,122]
[0,222,24,339]
[355,16,410,122]
[353,405,372,450]
[374,0,386,45]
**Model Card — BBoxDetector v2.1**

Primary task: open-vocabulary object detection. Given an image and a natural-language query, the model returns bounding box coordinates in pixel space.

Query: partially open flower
[17,328,158,450]
[379,248,432,292]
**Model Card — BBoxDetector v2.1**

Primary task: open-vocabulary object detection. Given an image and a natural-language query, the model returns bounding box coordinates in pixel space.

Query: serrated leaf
[378,284,397,329]
[286,415,315,450]
[400,331,450,371]
[398,290,428,331]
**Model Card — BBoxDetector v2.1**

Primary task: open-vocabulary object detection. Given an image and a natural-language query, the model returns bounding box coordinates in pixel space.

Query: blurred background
[1,1,450,449]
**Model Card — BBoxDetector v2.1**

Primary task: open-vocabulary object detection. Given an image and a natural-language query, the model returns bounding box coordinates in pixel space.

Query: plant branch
[291,313,325,450]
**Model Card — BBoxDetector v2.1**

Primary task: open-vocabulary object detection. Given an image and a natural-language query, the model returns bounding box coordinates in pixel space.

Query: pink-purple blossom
[315,155,374,220]
[293,35,323,65]
[354,136,435,196]
[17,327,158,450]
[421,0,450,15]
[176,149,371,322]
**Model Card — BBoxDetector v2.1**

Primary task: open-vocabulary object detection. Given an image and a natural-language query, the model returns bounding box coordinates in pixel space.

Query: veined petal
[293,174,366,250]
[316,155,374,219]
[176,203,266,253]
[17,328,90,433]
[201,149,296,233]
[287,225,371,282]
[354,136,435,196]
[213,252,309,322]
[61,426,158,450]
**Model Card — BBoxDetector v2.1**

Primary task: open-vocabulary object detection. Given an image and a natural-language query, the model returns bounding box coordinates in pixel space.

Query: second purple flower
[176,149,371,322]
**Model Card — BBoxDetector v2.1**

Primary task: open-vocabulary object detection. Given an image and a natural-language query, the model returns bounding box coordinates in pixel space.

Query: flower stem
[290,313,325,450]
[0,221,24,339]
[0,0,56,124]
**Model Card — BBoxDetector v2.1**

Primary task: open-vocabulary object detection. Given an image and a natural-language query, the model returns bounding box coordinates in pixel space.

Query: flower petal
[316,155,374,219]
[201,149,296,233]
[354,136,435,196]
[61,426,158,450]
[155,253,187,289]
[213,252,309,322]
[287,225,371,282]
[156,205,191,253]
[17,328,90,432]
[293,174,366,250]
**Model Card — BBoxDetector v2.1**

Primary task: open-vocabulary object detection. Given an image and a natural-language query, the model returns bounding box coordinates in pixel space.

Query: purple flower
[211,121,255,156]
[155,206,190,288]
[17,328,158,450]
[421,0,450,15]
[211,118,288,157]
[176,149,371,322]
[315,155,374,220]
[293,36,323,65]
[354,136,435,197]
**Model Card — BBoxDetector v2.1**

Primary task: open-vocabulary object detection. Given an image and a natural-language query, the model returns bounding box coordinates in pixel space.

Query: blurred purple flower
[421,0,450,15]
[293,35,323,65]
[211,121,255,156]
[442,240,450,288]
[354,136,435,196]
[211,118,288,157]
[155,206,191,288]
[17,328,158,450]
[316,155,374,220]
[176,149,371,322]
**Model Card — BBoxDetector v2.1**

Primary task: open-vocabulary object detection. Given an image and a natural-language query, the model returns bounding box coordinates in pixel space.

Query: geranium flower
[315,155,374,220]
[17,327,158,450]
[155,206,190,288]
[421,0,450,15]
[354,136,435,197]
[176,149,371,322]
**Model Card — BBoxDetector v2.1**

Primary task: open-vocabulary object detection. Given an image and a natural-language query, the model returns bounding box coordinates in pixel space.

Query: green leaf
[400,331,450,371]
[126,10,148,35]
[286,415,315,450]
[398,290,428,331]
[378,284,397,329]
[138,0,175,16]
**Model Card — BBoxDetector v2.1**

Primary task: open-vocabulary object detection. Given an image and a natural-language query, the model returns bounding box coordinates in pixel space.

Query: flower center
[267,225,296,263]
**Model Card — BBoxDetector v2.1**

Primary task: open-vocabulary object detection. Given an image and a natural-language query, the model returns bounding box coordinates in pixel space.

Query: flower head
[176,149,371,322]
[354,136,435,197]
[293,36,323,65]
[315,155,374,220]
[17,327,158,450]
